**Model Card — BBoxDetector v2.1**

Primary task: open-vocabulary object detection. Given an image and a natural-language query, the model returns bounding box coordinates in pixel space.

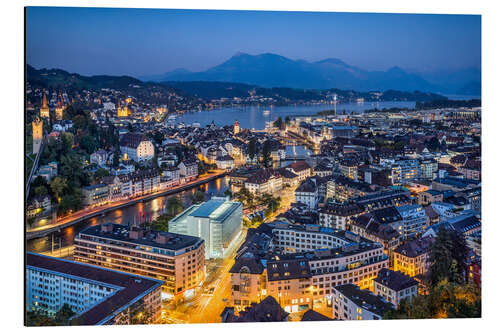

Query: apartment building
[244,169,283,195]
[129,169,161,197]
[119,133,154,162]
[393,237,434,277]
[420,159,438,180]
[178,159,199,182]
[285,161,312,183]
[373,268,418,308]
[318,202,365,230]
[339,159,358,180]
[82,184,109,206]
[350,215,401,267]
[73,223,205,298]
[384,158,420,185]
[364,204,429,240]
[332,284,393,320]
[417,189,443,206]
[229,221,389,313]
[26,252,163,325]
[295,178,319,210]
[326,176,375,203]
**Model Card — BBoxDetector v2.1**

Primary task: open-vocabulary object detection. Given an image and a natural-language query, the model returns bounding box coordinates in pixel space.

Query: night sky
[26,7,481,77]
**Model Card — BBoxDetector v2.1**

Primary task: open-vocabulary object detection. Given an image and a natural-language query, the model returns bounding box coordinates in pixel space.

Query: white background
[0,1,497,332]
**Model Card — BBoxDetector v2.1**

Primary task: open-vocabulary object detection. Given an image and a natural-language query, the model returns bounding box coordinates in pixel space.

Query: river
[27,176,231,253]
[28,97,475,253]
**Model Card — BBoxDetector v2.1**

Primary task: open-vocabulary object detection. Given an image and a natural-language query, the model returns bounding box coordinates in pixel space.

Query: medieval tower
[32,117,43,154]
[54,92,64,120]
[40,91,50,119]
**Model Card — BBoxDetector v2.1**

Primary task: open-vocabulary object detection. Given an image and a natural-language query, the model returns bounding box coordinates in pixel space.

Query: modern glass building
[169,197,243,258]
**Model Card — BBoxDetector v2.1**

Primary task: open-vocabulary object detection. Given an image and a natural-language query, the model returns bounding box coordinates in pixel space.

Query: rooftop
[374,268,418,291]
[334,284,393,316]
[190,198,242,222]
[26,253,163,325]
[78,223,203,252]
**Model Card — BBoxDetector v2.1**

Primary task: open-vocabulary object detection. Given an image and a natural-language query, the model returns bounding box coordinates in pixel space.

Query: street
[159,228,247,324]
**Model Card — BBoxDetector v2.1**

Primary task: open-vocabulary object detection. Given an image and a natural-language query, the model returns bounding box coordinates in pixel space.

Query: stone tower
[32,117,43,154]
[40,91,50,119]
[54,92,64,120]
[234,120,240,135]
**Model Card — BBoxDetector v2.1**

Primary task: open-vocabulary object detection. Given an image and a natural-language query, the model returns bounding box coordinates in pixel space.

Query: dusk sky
[26,7,481,77]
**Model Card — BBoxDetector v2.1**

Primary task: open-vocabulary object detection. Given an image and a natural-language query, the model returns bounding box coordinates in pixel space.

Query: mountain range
[26,64,447,105]
[141,52,480,95]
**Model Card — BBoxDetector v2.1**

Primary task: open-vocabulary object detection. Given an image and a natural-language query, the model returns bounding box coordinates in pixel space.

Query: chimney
[155,233,171,244]
[101,223,114,233]
[129,227,144,240]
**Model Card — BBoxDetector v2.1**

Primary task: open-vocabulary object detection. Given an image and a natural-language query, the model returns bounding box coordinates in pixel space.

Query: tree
[383,280,481,319]
[50,177,67,202]
[285,116,291,125]
[262,140,272,168]
[151,130,164,145]
[60,132,74,155]
[151,214,171,232]
[54,303,75,325]
[273,117,283,129]
[94,168,110,182]
[198,161,207,175]
[34,185,48,197]
[166,196,184,216]
[26,303,75,326]
[59,191,82,215]
[72,114,87,132]
[427,137,441,151]
[429,227,469,286]
[112,151,120,167]
[79,135,97,154]
[191,190,205,204]
[248,138,257,161]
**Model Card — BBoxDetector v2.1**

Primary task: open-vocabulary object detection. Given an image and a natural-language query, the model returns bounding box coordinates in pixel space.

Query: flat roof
[191,199,225,218]
[79,224,203,251]
[26,253,163,325]
[190,199,241,222]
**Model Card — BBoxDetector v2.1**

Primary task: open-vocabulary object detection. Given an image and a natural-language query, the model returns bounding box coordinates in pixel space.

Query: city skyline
[26,7,481,77]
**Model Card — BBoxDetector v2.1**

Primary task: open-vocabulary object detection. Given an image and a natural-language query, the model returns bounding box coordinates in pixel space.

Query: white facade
[333,285,392,320]
[295,189,318,210]
[26,265,115,317]
[121,140,154,162]
[169,198,243,258]
[374,280,417,308]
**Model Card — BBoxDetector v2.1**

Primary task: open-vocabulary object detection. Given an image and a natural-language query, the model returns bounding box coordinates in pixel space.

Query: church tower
[40,91,50,119]
[117,100,129,117]
[234,120,240,135]
[32,117,43,154]
[55,92,64,120]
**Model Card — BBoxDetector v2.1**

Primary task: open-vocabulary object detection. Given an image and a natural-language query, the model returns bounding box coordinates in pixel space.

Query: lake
[175,101,417,130]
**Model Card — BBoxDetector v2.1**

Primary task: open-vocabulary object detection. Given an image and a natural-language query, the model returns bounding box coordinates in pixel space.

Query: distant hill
[26,64,448,104]
[144,52,449,92]
[162,81,447,102]
[26,65,199,106]
[27,65,145,91]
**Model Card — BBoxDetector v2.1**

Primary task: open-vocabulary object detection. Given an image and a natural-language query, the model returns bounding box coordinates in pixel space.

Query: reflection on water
[27,176,230,253]
[176,101,416,130]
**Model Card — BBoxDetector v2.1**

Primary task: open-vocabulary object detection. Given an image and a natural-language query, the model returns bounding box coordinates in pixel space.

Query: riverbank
[26,170,228,240]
